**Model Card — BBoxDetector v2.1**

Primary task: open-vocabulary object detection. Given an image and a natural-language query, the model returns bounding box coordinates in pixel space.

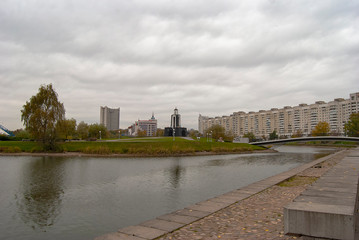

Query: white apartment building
[128,114,157,137]
[199,92,359,138]
[100,106,120,131]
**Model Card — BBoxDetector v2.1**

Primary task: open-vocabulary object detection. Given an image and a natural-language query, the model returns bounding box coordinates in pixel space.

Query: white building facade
[128,114,158,137]
[100,106,120,131]
[199,92,359,138]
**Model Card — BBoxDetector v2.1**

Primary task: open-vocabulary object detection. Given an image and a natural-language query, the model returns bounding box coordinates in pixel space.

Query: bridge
[0,124,15,137]
[250,136,359,146]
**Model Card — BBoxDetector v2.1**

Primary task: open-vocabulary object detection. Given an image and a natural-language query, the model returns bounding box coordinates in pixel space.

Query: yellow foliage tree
[344,113,359,137]
[21,84,65,150]
[311,121,330,136]
[137,129,147,137]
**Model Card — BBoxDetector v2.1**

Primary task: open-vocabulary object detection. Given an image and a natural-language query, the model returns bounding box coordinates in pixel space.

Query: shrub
[31,147,43,153]
[83,146,111,154]
[212,147,227,152]
[0,135,10,141]
[0,146,22,153]
[128,148,147,154]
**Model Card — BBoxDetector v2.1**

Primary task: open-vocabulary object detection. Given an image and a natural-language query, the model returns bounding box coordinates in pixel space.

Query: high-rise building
[199,92,359,138]
[100,106,120,131]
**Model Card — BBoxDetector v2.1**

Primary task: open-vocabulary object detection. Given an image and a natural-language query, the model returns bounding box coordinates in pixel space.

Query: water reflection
[16,157,65,231]
[206,159,228,166]
[167,158,185,188]
[204,153,312,167]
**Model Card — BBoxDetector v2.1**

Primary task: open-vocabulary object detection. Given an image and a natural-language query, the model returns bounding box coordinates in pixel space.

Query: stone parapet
[284,148,359,240]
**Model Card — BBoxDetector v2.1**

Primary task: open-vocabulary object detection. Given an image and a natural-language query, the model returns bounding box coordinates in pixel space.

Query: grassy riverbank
[285,140,358,148]
[0,137,265,156]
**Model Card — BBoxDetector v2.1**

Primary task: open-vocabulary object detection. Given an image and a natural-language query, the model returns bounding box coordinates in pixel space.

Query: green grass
[0,137,265,155]
[286,140,358,147]
[0,141,42,152]
[114,137,190,142]
[278,176,318,187]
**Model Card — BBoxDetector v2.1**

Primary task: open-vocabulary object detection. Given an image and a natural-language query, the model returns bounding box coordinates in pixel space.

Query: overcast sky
[0,0,358,132]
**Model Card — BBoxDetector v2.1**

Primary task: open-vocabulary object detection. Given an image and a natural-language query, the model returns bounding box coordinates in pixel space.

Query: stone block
[347,152,359,157]
[313,180,358,188]
[307,185,357,193]
[301,189,356,199]
[174,208,211,218]
[208,196,238,204]
[294,195,355,206]
[157,213,199,224]
[94,232,144,240]
[284,202,354,240]
[140,219,184,232]
[284,152,359,240]
[118,225,166,240]
[235,188,261,194]
[186,203,223,213]
[196,200,230,209]
[317,175,358,182]
[221,192,251,200]
[239,184,268,193]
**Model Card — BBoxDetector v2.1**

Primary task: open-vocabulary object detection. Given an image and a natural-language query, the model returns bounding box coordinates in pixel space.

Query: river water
[0,146,336,240]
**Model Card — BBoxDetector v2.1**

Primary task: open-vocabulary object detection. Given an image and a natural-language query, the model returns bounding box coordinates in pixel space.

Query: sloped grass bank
[0,138,265,156]
[0,141,42,152]
[63,139,264,155]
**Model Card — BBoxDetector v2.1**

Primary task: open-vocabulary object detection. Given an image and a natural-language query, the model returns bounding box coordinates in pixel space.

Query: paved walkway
[95,149,350,240]
[284,148,359,239]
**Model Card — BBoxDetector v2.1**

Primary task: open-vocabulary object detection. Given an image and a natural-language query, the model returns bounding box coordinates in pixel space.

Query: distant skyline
[0,0,358,131]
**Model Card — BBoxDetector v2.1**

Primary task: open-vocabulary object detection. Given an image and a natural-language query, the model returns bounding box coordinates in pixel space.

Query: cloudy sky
[0,0,358,131]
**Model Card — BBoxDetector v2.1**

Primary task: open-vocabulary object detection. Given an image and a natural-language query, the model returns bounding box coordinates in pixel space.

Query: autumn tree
[137,129,147,137]
[205,125,234,142]
[14,129,32,140]
[108,130,120,139]
[188,129,199,139]
[291,129,303,138]
[56,118,76,140]
[269,130,278,140]
[77,121,89,139]
[21,84,65,150]
[88,124,108,139]
[224,131,234,142]
[344,113,359,137]
[156,128,164,137]
[243,132,256,142]
[119,129,128,137]
[205,124,224,141]
[311,121,330,136]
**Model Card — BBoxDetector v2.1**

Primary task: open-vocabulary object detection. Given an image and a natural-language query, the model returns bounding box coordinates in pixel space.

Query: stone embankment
[285,148,359,239]
[95,149,354,240]
[0,149,276,158]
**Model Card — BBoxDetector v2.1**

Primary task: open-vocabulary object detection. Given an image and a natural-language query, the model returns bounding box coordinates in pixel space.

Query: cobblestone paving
[157,150,348,240]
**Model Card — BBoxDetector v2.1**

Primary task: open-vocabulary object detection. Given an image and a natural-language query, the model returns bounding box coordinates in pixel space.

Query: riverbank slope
[0,138,266,157]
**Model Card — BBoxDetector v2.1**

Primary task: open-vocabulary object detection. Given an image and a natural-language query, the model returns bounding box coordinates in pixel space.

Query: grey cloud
[0,0,358,130]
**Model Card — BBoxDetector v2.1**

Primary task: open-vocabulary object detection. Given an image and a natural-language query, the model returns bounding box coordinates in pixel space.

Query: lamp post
[173,128,175,141]
[99,131,102,140]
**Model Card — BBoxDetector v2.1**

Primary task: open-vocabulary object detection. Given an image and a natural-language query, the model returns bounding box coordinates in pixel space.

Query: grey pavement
[284,148,359,240]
